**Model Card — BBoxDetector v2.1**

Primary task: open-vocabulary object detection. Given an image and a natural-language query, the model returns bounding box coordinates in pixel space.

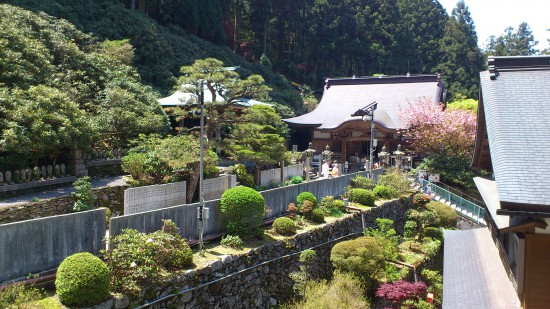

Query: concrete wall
[203,175,237,201]
[110,172,369,240]
[124,182,187,215]
[260,164,304,187]
[0,208,106,282]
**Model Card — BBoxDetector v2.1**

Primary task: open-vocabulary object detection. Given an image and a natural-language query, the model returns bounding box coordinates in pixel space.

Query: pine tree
[438,0,484,100]
[485,22,539,56]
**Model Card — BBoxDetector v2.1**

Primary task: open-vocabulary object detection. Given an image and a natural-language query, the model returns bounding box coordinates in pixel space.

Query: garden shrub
[221,235,244,250]
[330,236,386,287]
[300,249,317,264]
[102,220,193,297]
[426,201,457,228]
[412,193,431,208]
[296,191,317,208]
[376,280,427,307]
[233,163,255,188]
[300,200,314,218]
[423,227,443,241]
[0,281,43,308]
[404,220,418,238]
[291,175,304,184]
[349,175,375,190]
[55,252,110,307]
[311,208,325,223]
[121,152,147,180]
[377,169,411,197]
[290,272,370,309]
[348,188,375,206]
[319,196,346,216]
[220,186,265,238]
[72,176,94,212]
[273,217,297,235]
[373,185,392,199]
[287,202,298,218]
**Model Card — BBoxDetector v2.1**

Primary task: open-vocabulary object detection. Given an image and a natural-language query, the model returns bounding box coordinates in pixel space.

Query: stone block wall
[109,199,410,308]
[0,185,126,224]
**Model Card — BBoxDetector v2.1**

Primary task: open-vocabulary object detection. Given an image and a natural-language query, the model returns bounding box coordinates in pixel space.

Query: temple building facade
[284,75,446,167]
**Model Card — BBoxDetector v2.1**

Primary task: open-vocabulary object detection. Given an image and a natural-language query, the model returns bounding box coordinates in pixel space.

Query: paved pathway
[0,176,126,207]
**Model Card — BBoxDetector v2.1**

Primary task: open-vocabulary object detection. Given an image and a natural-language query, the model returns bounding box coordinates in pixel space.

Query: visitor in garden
[321,160,330,178]
[332,160,339,177]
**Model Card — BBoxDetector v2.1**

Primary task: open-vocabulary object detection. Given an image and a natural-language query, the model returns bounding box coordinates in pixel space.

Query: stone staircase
[412,182,486,226]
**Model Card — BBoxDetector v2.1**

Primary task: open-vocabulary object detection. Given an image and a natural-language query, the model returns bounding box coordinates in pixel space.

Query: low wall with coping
[0,208,106,282]
[110,172,369,240]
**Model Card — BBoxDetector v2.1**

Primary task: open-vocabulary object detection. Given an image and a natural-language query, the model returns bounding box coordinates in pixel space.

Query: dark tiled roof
[443,228,520,309]
[479,56,550,207]
[284,75,444,130]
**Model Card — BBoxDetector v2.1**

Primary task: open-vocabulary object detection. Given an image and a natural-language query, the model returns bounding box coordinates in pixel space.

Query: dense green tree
[177,58,271,149]
[485,22,539,56]
[437,0,484,99]
[0,86,97,165]
[226,105,287,185]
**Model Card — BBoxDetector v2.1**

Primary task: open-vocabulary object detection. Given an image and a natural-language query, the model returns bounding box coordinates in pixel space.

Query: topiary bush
[349,188,375,206]
[373,185,392,199]
[330,236,386,287]
[311,208,325,223]
[221,186,265,238]
[349,175,375,190]
[426,201,457,228]
[55,252,110,307]
[273,217,297,235]
[297,191,317,208]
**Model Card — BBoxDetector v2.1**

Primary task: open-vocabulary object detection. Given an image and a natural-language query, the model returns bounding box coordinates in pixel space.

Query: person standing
[332,160,339,177]
[321,160,330,178]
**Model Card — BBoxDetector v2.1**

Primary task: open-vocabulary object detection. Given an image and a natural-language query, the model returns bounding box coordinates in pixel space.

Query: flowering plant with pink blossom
[412,193,431,207]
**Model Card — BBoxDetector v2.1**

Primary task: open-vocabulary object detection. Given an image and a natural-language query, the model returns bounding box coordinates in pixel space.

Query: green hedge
[273,217,297,235]
[297,191,318,208]
[426,201,457,228]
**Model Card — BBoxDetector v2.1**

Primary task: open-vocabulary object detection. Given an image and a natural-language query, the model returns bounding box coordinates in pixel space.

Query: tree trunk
[254,165,261,186]
[187,163,200,203]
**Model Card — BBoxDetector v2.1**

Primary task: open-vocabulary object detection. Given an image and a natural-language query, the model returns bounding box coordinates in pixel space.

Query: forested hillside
[6,0,485,100]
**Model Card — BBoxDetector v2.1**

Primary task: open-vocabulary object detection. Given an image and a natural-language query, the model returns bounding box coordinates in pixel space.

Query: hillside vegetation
[4,0,303,110]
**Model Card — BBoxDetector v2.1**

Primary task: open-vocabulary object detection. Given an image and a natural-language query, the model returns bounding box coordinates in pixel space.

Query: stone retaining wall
[106,199,410,309]
[0,185,126,224]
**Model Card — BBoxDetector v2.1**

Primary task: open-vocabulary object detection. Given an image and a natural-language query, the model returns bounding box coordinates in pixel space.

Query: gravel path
[0,176,126,207]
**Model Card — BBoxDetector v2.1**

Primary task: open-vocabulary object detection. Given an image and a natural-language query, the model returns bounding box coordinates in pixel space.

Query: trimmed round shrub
[311,208,325,223]
[56,252,110,307]
[373,185,392,199]
[426,201,458,228]
[273,217,297,235]
[330,236,386,287]
[297,192,317,208]
[221,186,265,238]
[423,227,443,241]
[349,188,375,206]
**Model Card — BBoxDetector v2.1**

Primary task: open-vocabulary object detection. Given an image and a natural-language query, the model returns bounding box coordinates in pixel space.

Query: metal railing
[419,179,486,227]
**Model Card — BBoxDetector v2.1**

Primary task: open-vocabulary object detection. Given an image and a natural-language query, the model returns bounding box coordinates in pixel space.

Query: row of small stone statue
[0,164,67,184]
[85,148,125,160]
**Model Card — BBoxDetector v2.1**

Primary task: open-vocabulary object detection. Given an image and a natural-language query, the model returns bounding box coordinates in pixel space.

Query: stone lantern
[393,144,405,169]
[304,142,316,181]
[378,145,390,167]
